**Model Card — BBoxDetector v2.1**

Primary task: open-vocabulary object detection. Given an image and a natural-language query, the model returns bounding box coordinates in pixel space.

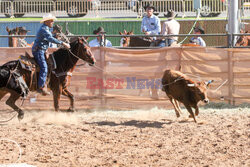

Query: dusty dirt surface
[0,107,249,167]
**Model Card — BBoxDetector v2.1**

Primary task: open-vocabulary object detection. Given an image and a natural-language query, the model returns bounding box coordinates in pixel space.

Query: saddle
[18,52,56,91]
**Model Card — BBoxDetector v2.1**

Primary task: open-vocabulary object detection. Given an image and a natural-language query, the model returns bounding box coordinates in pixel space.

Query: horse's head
[119,30,133,47]
[236,30,250,47]
[6,26,19,35]
[70,37,96,66]
[6,26,20,47]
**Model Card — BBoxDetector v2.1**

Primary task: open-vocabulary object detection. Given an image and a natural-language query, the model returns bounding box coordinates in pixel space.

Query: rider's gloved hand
[62,42,70,49]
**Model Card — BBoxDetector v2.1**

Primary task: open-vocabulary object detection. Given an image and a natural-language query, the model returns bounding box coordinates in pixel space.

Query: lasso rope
[0,138,22,163]
[0,112,18,124]
[179,9,201,44]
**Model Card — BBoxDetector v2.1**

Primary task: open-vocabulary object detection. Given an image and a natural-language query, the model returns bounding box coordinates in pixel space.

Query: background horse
[236,30,250,47]
[6,26,32,47]
[0,37,95,120]
[6,26,19,47]
[119,30,152,47]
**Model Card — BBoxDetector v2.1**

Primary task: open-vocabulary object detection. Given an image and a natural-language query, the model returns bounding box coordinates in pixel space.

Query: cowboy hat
[18,27,30,33]
[40,13,57,23]
[144,4,156,11]
[93,27,106,34]
[194,25,205,34]
[164,9,178,19]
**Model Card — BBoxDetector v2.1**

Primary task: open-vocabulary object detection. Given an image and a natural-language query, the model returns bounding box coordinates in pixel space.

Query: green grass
[0,16,249,22]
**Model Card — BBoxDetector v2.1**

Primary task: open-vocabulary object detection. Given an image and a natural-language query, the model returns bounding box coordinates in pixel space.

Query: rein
[5,61,19,88]
[67,47,122,80]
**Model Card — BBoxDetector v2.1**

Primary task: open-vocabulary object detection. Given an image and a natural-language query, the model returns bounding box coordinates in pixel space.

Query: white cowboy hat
[40,13,57,23]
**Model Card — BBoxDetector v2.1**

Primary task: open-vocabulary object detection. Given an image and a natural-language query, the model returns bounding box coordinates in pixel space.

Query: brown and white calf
[161,69,213,123]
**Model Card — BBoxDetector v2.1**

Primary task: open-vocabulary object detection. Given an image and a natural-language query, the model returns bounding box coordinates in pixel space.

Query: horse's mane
[2,60,19,70]
[52,39,79,70]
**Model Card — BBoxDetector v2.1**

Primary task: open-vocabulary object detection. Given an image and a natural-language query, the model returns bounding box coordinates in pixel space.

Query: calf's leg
[174,99,182,114]
[195,106,199,116]
[183,103,196,123]
[169,97,180,117]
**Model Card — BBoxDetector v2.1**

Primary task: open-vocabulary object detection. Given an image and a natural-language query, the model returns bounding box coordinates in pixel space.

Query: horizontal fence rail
[0,0,249,18]
[2,33,249,48]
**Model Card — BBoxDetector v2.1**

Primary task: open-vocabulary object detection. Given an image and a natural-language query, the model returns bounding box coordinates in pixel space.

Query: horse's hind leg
[0,90,8,100]
[6,93,24,120]
[62,88,75,112]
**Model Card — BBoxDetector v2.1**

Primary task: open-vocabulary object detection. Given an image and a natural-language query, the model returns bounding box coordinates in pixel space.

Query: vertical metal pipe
[228,0,239,47]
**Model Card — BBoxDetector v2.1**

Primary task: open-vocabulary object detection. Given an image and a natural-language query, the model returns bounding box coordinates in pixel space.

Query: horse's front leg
[6,92,24,120]
[52,86,62,112]
[62,87,75,112]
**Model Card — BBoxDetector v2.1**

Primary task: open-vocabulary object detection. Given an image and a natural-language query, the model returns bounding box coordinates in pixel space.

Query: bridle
[66,39,94,65]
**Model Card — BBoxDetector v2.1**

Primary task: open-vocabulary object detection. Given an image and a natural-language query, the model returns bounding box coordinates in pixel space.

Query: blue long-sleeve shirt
[141,15,161,35]
[33,24,63,50]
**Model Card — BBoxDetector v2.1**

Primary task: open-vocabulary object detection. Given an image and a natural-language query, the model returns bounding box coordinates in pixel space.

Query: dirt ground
[0,106,249,167]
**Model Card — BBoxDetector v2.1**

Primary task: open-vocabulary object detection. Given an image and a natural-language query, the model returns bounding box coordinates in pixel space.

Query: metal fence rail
[0,0,249,18]
[1,33,249,48]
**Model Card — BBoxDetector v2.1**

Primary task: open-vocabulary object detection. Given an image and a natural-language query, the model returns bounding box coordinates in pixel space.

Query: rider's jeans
[32,47,47,89]
[158,39,176,47]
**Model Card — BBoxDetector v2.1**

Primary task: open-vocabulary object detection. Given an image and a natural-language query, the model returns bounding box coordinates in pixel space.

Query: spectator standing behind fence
[189,26,206,47]
[17,27,32,47]
[141,4,161,42]
[158,10,180,47]
[89,27,112,47]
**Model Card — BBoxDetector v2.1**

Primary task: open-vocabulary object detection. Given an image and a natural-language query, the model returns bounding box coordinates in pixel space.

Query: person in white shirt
[159,10,180,47]
[141,4,161,40]
[190,26,206,47]
[89,27,112,47]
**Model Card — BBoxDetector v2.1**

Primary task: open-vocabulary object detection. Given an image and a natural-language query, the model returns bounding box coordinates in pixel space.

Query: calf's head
[187,80,213,103]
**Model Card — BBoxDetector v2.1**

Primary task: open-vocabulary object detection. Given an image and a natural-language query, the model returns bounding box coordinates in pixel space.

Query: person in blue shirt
[141,4,161,42]
[89,27,112,47]
[32,14,70,96]
[190,26,206,47]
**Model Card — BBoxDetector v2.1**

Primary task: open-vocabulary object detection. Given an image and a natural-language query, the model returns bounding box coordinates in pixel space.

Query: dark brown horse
[6,26,19,47]
[236,30,250,47]
[0,37,96,120]
[119,30,152,47]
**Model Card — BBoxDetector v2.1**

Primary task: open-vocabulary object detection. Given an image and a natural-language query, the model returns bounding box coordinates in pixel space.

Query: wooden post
[99,47,106,108]
[232,51,235,105]
[227,49,233,105]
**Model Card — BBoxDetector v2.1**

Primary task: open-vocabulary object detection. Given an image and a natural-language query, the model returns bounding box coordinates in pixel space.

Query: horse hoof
[18,113,24,121]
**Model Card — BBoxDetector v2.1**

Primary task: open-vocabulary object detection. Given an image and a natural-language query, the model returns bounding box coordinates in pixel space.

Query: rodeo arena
[0,0,250,166]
